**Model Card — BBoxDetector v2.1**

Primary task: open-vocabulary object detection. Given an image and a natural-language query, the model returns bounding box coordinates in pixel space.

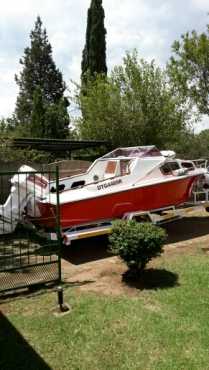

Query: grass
[1,251,209,370]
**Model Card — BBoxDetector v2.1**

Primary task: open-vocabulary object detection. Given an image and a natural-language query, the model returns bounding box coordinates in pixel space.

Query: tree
[0,117,16,137]
[30,86,69,139]
[44,98,69,139]
[30,87,45,137]
[0,119,8,136]
[81,0,107,84]
[168,24,209,115]
[15,16,69,138]
[76,51,190,149]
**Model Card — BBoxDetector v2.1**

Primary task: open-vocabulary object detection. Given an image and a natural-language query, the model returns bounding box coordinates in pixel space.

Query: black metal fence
[0,168,62,293]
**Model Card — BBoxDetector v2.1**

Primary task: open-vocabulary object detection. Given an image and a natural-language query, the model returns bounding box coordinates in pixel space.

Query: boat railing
[192,158,208,169]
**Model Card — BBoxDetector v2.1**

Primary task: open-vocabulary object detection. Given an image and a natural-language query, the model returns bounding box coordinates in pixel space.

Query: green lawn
[1,252,209,370]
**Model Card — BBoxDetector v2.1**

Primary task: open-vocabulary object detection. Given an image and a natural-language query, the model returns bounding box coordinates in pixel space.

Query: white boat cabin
[49,146,200,194]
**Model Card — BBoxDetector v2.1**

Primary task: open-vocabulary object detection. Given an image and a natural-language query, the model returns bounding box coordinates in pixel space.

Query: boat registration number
[97,179,122,190]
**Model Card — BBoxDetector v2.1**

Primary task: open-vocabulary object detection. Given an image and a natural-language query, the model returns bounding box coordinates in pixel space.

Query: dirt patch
[61,211,209,297]
[62,255,130,296]
[62,255,179,297]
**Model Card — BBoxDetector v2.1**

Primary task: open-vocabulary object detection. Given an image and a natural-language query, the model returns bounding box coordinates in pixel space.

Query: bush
[109,220,167,275]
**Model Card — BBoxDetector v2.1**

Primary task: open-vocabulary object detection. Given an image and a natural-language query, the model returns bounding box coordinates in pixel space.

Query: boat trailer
[1,167,209,245]
[55,189,209,246]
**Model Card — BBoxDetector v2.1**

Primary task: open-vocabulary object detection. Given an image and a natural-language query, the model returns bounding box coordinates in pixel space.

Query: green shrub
[109,220,167,274]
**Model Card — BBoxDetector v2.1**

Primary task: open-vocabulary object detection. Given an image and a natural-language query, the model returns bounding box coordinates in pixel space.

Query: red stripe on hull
[37,176,196,229]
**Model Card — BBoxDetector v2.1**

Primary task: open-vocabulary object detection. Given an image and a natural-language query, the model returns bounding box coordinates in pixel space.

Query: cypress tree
[15,16,69,138]
[81,0,107,84]
[30,86,45,137]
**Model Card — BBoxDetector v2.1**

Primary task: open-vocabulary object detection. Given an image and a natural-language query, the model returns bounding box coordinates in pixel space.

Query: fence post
[55,166,62,283]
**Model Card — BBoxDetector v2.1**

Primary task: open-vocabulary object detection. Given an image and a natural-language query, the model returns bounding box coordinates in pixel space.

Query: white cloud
[192,0,209,11]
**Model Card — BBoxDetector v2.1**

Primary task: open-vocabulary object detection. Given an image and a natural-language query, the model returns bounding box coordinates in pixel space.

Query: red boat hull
[37,176,197,229]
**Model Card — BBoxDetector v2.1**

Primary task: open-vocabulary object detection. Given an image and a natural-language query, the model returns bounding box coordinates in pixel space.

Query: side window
[181,162,194,170]
[120,160,131,176]
[104,161,118,179]
[161,163,172,175]
[71,180,85,189]
[169,162,180,171]
[161,162,180,175]
[105,161,117,175]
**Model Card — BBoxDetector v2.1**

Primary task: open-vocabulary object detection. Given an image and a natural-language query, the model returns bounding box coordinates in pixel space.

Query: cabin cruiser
[0,146,206,234]
[33,146,206,229]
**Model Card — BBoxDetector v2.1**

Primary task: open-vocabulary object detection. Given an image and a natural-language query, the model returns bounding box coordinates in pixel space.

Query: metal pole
[57,286,64,307]
[56,285,70,313]
[55,166,62,283]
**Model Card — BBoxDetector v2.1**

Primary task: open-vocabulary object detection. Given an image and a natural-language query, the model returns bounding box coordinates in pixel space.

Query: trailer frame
[55,190,209,246]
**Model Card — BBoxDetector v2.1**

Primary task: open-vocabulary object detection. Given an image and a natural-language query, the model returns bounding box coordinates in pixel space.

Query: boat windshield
[102,146,162,159]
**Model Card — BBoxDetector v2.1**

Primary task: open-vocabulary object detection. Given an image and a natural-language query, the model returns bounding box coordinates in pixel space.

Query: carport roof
[11,138,109,152]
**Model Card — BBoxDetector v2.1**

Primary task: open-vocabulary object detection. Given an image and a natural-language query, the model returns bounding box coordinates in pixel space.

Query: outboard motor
[0,165,49,234]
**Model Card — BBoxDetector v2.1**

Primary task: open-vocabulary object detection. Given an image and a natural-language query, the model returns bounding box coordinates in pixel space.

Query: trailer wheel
[205,207,209,213]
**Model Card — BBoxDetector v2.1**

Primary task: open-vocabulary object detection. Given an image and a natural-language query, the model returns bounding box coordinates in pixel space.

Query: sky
[0,0,208,131]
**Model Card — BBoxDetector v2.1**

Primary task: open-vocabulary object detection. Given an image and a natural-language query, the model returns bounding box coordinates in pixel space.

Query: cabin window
[50,184,65,193]
[181,162,194,170]
[161,164,171,175]
[71,180,85,189]
[161,162,180,175]
[104,159,131,178]
[103,161,118,180]
[120,160,131,176]
[105,161,117,175]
